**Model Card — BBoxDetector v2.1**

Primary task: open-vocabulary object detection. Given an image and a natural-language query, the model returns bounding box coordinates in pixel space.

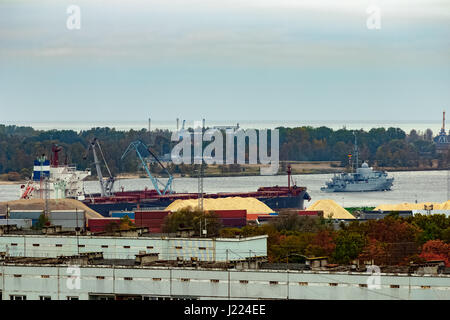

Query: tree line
[220,213,450,266]
[150,206,450,266]
[0,124,448,179]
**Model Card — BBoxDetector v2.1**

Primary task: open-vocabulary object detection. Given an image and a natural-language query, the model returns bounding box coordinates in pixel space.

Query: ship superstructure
[20,145,91,200]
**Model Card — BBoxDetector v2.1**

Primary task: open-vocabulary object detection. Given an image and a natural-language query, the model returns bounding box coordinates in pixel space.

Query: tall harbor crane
[84,138,115,197]
[121,140,173,195]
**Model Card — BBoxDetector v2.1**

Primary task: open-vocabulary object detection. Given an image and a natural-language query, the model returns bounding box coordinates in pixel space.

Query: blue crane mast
[121,140,173,195]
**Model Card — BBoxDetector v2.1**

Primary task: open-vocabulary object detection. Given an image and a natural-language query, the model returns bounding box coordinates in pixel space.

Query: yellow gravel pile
[0,199,103,219]
[375,201,450,211]
[440,200,450,210]
[165,197,274,215]
[307,199,355,219]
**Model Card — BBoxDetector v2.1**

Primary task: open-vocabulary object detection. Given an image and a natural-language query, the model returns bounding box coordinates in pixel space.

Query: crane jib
[121,140,174,196]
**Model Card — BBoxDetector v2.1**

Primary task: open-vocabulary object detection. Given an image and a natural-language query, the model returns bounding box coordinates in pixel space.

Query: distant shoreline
[0,181,25,185]
[1,120,440,133]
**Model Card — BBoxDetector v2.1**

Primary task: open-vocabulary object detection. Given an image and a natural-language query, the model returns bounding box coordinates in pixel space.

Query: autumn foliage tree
[305,230,336,257]
[358,217,422,265]
[419,240,450,267]
[358,239,388,265]
[366,217,420,243]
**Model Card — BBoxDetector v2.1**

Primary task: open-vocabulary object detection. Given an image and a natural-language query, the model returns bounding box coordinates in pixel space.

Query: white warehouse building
[1,263,449,300]
[0,234,268,262]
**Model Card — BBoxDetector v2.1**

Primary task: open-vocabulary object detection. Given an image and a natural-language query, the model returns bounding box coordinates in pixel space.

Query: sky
[0,0,449,123]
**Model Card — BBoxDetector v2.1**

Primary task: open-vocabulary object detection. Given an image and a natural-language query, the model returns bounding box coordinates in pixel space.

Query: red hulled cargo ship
[83,168,311,217]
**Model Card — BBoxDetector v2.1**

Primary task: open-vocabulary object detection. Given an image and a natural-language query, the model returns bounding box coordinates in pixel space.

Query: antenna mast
[197,122,205,212]
[353,132,359,171]
[443,111,446,131]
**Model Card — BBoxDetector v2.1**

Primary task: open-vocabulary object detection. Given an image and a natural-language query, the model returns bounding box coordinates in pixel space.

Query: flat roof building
[0,259,449,300]
[0,234,267,262]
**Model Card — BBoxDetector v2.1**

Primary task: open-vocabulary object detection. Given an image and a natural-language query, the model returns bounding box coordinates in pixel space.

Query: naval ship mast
[352,132,359,172]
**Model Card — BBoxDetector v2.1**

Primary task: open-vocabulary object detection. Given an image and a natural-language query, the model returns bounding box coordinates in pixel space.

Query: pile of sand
[440,200,450,210]
[0,199,103,219]
[166,197,274,215]
[307,199,355,219]
[374,201,450,211]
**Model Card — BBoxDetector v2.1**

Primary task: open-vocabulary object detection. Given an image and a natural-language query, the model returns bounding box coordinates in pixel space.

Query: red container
[221,219,246,227]
[88,218,121,232]
[135,218,166,225]
[135,217,166,226]
[135,212,168,228]
[222,218,246,222]
[137,217,166,221]
[297,210,321,216]
[135,211,170,219]
[142,223,164,228]
[88,218,120,226]
[210,210,247,219]
[136,219,164,223]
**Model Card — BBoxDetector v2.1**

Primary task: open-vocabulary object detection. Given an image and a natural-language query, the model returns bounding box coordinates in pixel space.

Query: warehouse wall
[0,235,267,261]
[1,265,449,300]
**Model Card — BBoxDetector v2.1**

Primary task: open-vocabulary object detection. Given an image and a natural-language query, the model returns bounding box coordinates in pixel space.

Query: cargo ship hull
[83,186,310,217]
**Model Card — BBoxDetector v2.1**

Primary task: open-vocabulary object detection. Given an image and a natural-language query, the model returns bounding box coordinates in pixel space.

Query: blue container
[269,213,279,216]
[110,211,135,219]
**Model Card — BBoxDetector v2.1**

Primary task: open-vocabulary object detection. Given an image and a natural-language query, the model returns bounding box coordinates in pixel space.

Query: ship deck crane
[121,140,173,195]
[84,138,115,197]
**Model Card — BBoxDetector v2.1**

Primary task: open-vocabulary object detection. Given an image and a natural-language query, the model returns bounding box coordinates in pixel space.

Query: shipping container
[136,217,165,221]
[136,221,165,227]
[10,210,43,220]
[209,210,247,219]
[137,219,164,224]
[50,210,86,230]
[297,210,322,216]
[220,218,247,224]
[87,218,121,232]
[135,217,166,222]
[246,213,269,221]
[0,219,33,229]
[135,210,170,219]
[111,211,135,219]
[88,218,120,225]
[221,222,246,228]
[222,225,246,228]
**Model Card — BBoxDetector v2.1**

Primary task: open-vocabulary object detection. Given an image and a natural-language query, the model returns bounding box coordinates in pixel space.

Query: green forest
[0,124,448,179]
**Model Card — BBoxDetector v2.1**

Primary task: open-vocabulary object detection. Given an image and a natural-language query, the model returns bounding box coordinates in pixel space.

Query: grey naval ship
[321,134,394,192]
